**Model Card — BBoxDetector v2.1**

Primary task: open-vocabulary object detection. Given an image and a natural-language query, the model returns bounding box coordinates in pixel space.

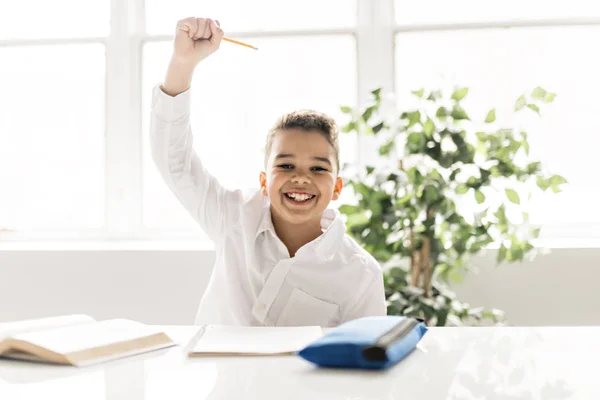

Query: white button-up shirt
[150,84,386,327]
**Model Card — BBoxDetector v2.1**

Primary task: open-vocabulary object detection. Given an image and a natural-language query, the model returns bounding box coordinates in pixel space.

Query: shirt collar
[255,197,276,238]
[255,200,346,259]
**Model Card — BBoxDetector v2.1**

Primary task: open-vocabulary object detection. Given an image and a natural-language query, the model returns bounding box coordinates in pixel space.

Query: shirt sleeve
[342,263,387,322]
[149,84,242,243]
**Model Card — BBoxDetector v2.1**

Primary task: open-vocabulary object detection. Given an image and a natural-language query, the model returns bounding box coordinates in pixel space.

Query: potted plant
[338,86,567,326]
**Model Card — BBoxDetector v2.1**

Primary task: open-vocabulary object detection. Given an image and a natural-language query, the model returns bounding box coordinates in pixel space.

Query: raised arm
[150,17,242,243]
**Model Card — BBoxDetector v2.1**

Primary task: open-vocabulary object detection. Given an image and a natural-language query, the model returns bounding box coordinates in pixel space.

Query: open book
[0,315,175,367]
[187,325,323,357]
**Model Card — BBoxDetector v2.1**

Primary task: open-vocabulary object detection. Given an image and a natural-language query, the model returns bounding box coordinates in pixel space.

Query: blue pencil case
[297,316,427,370]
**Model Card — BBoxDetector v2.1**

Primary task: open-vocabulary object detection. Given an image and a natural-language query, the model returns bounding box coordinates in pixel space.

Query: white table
[0,325,599,399]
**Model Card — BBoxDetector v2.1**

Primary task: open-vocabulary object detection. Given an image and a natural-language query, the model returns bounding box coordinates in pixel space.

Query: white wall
[1,248,599,326]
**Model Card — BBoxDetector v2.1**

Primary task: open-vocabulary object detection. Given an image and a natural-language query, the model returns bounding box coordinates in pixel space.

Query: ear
[259,172,268,196]
[332,177,344,200]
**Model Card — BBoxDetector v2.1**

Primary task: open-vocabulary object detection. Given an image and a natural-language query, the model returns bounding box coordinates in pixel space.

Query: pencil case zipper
[361,317,421,362]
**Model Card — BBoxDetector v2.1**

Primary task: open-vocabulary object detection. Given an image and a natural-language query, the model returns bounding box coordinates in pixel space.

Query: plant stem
[422,237,431,298]
[410,229,419,287]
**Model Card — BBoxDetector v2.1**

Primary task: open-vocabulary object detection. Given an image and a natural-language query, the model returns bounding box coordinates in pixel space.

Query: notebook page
[11,319,167,355]
[191,325,323,355]
[0,314,95,341]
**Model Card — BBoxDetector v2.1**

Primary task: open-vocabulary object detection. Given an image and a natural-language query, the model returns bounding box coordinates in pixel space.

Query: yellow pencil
[223,37,258,50]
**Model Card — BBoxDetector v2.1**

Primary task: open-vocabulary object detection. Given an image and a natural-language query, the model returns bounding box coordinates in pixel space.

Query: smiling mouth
[284,192,316,204]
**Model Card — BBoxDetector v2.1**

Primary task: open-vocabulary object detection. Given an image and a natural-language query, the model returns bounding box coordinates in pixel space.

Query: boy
[150,17,386,327]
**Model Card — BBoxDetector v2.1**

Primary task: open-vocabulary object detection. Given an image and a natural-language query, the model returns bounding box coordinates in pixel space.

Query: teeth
[287,193,313,201]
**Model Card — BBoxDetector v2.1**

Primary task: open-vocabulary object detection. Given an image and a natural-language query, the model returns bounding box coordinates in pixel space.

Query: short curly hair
[264,109,340,172]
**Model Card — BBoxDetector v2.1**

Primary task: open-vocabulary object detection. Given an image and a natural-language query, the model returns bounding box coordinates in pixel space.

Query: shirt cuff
[151,83,191,121]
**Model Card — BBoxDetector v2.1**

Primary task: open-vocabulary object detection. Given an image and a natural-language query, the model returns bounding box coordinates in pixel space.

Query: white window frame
[393,13,600,247]
[1,0,599,249]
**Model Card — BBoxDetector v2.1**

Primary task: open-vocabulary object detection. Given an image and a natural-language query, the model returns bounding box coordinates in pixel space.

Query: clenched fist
[162,17,224,97]
[172,17,224,66]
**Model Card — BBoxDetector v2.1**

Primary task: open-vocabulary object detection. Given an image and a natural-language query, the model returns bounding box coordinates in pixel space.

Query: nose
[291,172,311,185]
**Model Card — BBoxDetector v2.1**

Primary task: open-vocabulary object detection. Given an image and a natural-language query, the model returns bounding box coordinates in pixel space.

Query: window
[0,0,109,39]
[2,0,599,245]
[0,0,358,243]
[0,1,108,237]
[394,0,600,25]
[144,0,357,34]
[394,2,600,241]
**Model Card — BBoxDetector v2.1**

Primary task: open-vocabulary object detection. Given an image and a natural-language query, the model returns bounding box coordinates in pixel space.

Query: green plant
[339,86,567,326]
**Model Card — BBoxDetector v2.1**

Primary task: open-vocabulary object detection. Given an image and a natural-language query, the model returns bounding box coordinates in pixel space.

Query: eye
[277,164,293,170]
[311,166,328,172]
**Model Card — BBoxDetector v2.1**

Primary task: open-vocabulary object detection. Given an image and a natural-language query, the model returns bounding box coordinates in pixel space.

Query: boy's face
[260,129,343,225]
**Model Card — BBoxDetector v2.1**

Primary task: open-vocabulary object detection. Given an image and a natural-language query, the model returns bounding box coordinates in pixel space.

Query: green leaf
[531,86,547,100]
[527,104,540,114]
[451,87,469,101]
[436,107,449,118]
[406,131,426,152]
[475,190,486,204]
[338,204,359,215]
[515,94,527,111]
[550,175,567,186]
[340,105,353,114]
[423,118,435,136]
[526,162,541,174]
[427,90,442,101]
[524,242,535,253]
[479,168,491,183]
[549,174,568,193]
[379,140,395,156]
[371,88,382,100]
[412,89,425,98]
[451,107,469,120]
[509,243,524,261]
[470,237,494,253]
[424,185,440,203]
[366,166,375,174]
[362,106,375,121]
[341,121,356,133]
[505,188,520,204]
[402,110,421,127]
[449,168,461,181]
[456,183,469,195]
[497,245,507,264]
[346,212,370,228]
[537,176,550,191]
[485,109,496,123]
[545,92,557,103]
[372,122,385,134]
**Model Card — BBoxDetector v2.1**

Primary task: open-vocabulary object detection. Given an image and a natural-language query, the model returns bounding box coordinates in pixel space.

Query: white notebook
[187,325,323,357]
[0,315,175,367]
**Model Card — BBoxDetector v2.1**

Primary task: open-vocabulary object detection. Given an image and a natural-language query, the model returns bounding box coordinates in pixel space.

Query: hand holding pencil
[162,17,255,97]
[172,17,225,66]
[172,17,257,65]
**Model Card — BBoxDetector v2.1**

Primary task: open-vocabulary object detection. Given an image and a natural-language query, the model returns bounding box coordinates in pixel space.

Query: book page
[11,319,166,356]
[190,325,323,355]
[0,315,95,341]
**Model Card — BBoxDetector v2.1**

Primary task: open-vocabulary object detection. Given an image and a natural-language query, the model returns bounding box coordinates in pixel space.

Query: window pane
[0,1,109,40]
[0,45,105,232]
[395,27,600,228]
[142,35,357,231]
[145,0,356,35]
[395,0,600,25]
